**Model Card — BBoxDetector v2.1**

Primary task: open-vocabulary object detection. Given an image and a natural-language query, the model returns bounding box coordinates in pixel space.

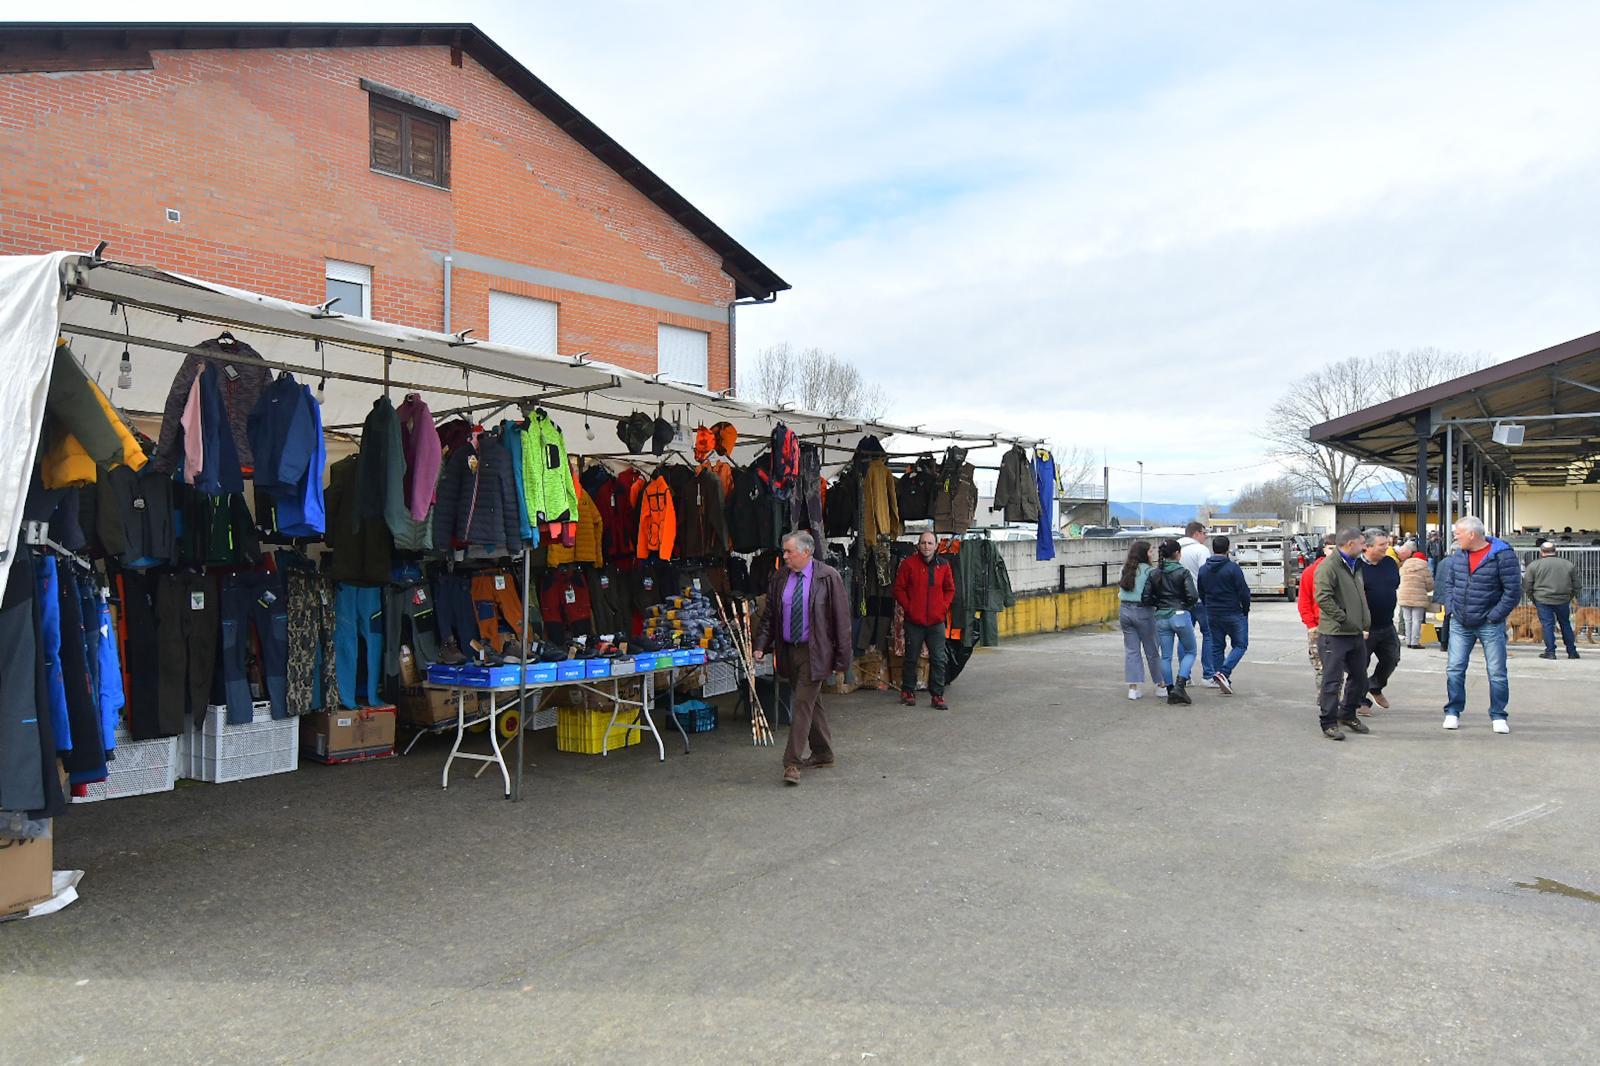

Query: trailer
[1233,534,1294,600]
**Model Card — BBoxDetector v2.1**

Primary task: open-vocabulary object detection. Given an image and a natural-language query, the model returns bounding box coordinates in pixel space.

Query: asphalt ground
[2,600,1597,1064]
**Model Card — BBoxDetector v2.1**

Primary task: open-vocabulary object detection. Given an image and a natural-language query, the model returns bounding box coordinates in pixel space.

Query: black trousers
[431,573,478,649]
[902,622,948,697]
[56,565,106,776]
[0,552,45,813]
[1317,633,1367,730]
[1361,623,1401,703]
[118,569,164,740]
[156,572,219,733]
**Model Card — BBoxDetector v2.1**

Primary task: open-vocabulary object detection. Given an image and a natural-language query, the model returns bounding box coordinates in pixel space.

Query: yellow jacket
[547,489,605,566]
[40,375,147,489]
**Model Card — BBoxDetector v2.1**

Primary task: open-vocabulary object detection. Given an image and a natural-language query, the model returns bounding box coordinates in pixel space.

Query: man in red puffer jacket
[1297,533,1337,693]
[893,532,957,708]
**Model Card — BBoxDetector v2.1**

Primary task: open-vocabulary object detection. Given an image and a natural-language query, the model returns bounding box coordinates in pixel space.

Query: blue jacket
[1437,537,1522,627]
[246,375,325,536]
[194,364,244,496]
[1197,555,1251,614]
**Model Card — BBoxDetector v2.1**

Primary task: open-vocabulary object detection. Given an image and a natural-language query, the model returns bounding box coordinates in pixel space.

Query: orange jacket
[635,475,676,560]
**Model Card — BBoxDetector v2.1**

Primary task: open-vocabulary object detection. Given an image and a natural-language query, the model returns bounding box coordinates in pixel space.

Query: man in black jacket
[1356,530,1402,714]
[1197,536,1251,695]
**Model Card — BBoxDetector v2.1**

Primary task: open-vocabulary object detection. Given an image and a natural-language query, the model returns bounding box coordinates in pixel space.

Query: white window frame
[324,260,372,319]
[488,291,561,355]
[657,324,709,387]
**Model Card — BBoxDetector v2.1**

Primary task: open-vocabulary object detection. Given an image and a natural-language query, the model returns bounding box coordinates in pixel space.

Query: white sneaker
[1155,685,1169,699]
[1443,714,1460,730]
[1201,677,1220,689]
[1215,673,1234,695]
[1493,719,1511,734]
[1128,688,1143,701]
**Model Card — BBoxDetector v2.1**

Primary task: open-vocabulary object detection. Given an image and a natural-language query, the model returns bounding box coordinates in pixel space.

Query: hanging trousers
[118,569,164,740]
[334,584,383,708]
[471,571,527,652]
[431,573,478,649]
[219,572,290,724]
[285,570,338,717]
[156,572,220,733]
[55,565,107,778]
[0,553,45,813]
[384,580,443,686]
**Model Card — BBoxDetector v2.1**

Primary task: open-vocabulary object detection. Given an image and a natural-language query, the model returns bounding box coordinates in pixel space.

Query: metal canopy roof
[0,21,790,301]
[1308,330,1600,487]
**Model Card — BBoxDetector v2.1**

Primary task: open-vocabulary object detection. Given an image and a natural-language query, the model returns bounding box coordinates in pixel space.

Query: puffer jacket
[432,433,524,555]
[1436,537,1522,627]
[547,489,604,566]
[1397,555,1434,608]
[893,552,955,627]
[993,444,1041,523]
[521,412,578,524]
[152,335,272,474]
[931,447,978,534]
[1141,560,1197,615]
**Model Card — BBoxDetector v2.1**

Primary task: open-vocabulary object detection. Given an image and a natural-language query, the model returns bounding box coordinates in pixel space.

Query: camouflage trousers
[1308,629,1323,692]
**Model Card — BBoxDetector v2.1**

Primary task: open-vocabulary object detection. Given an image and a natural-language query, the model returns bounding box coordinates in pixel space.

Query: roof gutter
[727,291,778,399]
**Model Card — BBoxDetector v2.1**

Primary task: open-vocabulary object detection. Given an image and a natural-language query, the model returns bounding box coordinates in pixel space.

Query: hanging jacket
[398,394,444,523]
[896,455,939,522]
[547,489,605,566]
[994,444,1042,523]
[767,423,800,494]
[41,345,147,488]
[728,464,772,554]
[152,335,272,474]
[325,454,392,584]
[825,468,857,536]
[96,465,174,568]
[696,467,731,555]
[1033,450,1057,562]
[931,448,979,534]
[432,432,525,556]
[357,397,408,540]
[861,458,902,543]
[664,466,704,558]
[246,373,324,536]
[792,443,825,533]
[499,419,536,545]
[893,552,956,627]
[522,412,578,525]
[636,474,677,560]
[193,363,245,496]
[583,466,632,560]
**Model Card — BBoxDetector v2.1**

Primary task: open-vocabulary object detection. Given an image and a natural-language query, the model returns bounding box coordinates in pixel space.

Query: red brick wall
[0,45,735,386]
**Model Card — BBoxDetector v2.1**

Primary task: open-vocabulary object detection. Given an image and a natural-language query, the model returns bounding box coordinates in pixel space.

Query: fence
[1514,545,1600,607]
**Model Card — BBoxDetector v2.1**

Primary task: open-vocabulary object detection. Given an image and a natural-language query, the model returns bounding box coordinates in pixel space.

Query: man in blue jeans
[1197,535,1251,696]
[1435,515,1522,733]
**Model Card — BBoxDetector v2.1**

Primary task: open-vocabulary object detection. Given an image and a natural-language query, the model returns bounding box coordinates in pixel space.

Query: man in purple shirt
[754,531,852,786]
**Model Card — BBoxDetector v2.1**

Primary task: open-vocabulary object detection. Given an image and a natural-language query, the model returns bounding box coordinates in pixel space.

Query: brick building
[0,23,787,393]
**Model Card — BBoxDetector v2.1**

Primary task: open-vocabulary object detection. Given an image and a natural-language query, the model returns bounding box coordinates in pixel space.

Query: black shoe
[1569,651,1582,660]
[1539,651,1557,660]
[1322,726,1345,741]
[1339,717,1371,734]
[1172,679,1192,705]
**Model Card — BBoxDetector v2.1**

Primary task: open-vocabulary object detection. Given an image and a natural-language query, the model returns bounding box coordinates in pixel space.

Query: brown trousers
[781,641,833,768]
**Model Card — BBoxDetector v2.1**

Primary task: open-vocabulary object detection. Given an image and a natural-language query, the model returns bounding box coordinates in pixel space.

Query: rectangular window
[325,260,372,318]
[657,324,709,387]
[489,291,559,354]
[369,97,449,188]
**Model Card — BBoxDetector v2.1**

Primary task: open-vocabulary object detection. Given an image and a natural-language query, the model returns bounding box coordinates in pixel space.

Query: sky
[49,2,1600,502]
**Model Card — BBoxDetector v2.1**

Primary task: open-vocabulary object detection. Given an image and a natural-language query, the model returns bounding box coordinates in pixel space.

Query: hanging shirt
[782,562,814,644]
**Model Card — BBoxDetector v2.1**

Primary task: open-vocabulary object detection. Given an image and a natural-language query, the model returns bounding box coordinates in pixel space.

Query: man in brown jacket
[754,531,853,785]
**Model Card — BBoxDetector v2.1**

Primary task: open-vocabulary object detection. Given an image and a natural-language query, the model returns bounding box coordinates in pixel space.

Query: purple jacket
[397,394,442,521]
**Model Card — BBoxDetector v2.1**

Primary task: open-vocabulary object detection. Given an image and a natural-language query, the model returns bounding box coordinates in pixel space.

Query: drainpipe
[729,292,777,396]
[443,254,454,334]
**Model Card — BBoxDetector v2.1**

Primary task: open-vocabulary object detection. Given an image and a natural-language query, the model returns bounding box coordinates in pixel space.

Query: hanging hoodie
[398,394,443,522]
[152,335,272,474]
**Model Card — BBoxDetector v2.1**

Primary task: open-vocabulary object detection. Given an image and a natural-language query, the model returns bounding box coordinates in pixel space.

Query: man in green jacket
[1314,528,1373,741]
[1525,542,1581,660]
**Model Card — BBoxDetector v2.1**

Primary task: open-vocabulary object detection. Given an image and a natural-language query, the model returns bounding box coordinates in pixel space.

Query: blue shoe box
[584,659,612,679]
[524,662,559,685]
[458,664,523,688]
[426,664,463,685]
[671,649,706,666]
[556,661,586,682]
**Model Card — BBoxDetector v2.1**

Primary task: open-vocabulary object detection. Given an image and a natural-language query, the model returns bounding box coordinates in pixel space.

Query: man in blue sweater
[1356,529,1402,714]
[1197,536,1251,695]
[1436,516,1523,733]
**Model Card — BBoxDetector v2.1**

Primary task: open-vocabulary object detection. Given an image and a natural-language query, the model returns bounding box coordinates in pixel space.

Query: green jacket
[1314,551,1371,636]
[520,412,578,525]
[1524,555,1578,605]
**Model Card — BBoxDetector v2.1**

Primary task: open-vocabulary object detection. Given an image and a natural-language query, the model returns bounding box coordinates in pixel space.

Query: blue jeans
[334,584,384,709]
[1156,611,1198,687]
[1190,602,1216,680]
[1535,602,1576,655]
[1208,610,1249,679]
[1444,620,1509,720]
[220,573,290,724]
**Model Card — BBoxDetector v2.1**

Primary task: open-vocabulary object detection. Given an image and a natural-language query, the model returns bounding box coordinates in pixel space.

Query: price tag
[564,587,577,605]
[131,496,146,511]
[692,578,702,592]
[190,591,206,611]
[598,574,610,589]
[494,575,506,591]
[411,588,428,606]
[642,577,655,591]
[257,589,277,609]
[223,364,239,381]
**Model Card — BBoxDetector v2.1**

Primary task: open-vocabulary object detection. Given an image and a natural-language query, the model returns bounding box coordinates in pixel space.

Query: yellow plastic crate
[556,707,641,755]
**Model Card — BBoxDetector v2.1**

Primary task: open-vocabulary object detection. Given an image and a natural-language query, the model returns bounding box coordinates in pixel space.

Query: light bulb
[315,378,327,406]
[585,422,595,441]
[117,349,133,391]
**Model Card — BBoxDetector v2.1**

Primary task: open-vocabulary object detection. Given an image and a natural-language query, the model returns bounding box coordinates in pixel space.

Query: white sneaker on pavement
[1201,677,1220,689]
[1155,685,1168,699]
[1128,688,1143,701]
[1493,719,1511,734]
[1443,714,1460,730]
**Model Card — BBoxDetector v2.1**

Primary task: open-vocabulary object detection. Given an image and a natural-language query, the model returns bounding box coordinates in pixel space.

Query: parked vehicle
[1233,532,1295,600]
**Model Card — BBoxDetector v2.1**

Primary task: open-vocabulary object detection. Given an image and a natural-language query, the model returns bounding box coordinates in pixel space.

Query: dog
[1506,603,1539,644]
[1576,605,1600,645]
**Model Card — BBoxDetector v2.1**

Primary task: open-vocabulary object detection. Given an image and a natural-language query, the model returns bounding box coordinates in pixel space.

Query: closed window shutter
[409,116,440,184]
[657,325,709,387]
[489,291,559,354]
[370,104,403,174]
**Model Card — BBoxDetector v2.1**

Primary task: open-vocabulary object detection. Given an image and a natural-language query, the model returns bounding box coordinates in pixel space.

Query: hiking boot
[1340,717,1371,734]
[498,639,531,663]
[1170,679,1192,706]
[783,765,801,786]
[900,689,916,707]
[930,695,949,710]
[1539,651,1557,660]
[1322,726,1346,741]
[435,639,467,666]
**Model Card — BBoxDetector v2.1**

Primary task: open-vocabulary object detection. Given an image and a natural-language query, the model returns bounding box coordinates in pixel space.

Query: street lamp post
[1138,460,1145,526]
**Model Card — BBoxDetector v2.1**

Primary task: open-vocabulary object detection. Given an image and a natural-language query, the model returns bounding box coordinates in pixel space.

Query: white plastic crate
[179,702,299,783]
[72,729,179,803]
[701,659,739,698]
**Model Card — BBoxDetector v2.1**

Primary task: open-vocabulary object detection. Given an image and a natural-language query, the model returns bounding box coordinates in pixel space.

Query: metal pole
[1102,465,1110,526]
[1138,460,1144,526]
[1442,423,1453,537]
[513,546,530,802]
[1414,410,1430,542]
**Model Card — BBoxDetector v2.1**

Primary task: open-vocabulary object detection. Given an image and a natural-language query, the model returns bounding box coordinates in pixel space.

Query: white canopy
[0,250,1037,601]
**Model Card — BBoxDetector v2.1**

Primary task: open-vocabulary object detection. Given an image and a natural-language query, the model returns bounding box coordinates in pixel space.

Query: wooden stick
[717,594,772,745]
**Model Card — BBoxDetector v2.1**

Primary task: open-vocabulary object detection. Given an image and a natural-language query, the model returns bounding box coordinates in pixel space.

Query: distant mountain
[1108,501,1204,526]
[1342,479,1412,503]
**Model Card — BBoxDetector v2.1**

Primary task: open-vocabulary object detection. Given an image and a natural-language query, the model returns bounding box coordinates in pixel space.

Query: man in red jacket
[1297,533,1337,693]
[894,532,957,709]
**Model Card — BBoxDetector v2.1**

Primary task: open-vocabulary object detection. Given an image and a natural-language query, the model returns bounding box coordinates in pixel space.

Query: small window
[370,98,449,187]
[325,260,372,318]
[658,325,709,387]
[489,291,559,354]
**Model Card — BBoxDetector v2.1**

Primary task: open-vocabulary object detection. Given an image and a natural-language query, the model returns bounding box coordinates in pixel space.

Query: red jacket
[894,552,956,627]
[1297,554,1324,628]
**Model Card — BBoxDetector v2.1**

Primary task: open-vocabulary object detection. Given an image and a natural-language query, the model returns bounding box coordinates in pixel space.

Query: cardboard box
[396,686,485,729]
[0,825,53,917]
[302,706,397,763]
[397,644,422,687]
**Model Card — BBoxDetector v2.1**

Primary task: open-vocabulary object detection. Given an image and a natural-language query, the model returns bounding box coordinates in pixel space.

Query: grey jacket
[1524,555,1578,605]
[152,336,272,474]
[993,445,1041,523]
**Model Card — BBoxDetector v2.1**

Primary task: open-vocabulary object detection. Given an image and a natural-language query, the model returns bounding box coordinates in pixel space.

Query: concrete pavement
[2,601,1597,1064]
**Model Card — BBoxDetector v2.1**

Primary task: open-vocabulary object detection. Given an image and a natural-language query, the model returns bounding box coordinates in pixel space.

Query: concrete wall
[1000,538,1129,594]
[1514,487,1600,533]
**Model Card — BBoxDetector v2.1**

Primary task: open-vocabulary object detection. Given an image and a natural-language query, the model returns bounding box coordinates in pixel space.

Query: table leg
[442,689,466,789]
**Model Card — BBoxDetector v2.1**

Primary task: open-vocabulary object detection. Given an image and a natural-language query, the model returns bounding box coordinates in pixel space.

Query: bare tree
[1229,474,1301,518]
[1260,348,1488,502]
[1049,443,1100,497]
[748,343,888,420]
